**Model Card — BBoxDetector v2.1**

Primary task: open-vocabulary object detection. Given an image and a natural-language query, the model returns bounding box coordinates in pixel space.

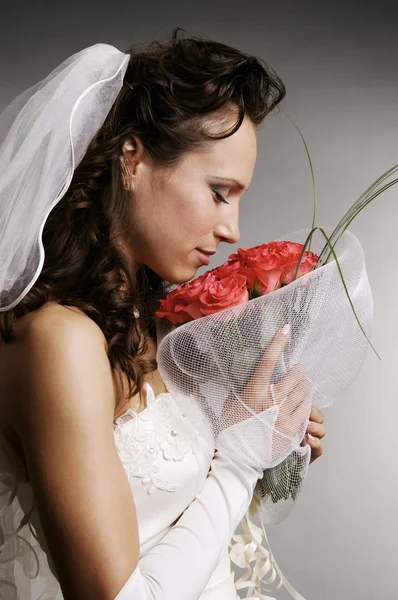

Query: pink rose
[281,255,318,285]
[212,260,242,279]
[155,270,218,324]
[197,273,249,317]
[155,271,249,324]
[155,240,319,325]
[228,241,318,294]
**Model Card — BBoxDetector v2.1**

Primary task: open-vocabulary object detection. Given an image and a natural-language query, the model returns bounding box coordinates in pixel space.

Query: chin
[157,265,198,286]
[168,271,197,285]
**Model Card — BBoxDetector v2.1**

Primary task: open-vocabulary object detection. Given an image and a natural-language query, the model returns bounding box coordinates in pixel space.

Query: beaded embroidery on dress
[113,383,204,495]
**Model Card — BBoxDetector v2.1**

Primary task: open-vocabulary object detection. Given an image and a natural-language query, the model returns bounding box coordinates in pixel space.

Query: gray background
[1,1,397,598]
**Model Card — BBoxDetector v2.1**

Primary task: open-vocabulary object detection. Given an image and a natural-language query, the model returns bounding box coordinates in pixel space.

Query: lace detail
[113,383,202,495]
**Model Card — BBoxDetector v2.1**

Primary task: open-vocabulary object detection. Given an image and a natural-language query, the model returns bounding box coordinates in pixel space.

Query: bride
[0,29,325,599]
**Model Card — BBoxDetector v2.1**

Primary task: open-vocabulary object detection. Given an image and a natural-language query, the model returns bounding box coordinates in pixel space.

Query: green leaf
[282,109,317,253]
[249,280,262,300]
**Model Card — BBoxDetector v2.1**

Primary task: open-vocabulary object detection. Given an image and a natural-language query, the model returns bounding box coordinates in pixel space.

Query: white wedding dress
[0,381,265,600]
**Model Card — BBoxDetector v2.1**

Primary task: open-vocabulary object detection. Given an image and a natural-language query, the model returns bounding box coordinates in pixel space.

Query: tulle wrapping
[156,227,374,524]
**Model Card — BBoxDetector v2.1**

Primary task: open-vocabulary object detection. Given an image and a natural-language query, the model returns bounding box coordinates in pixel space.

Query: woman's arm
[11,305,141,600]
[114,450,261,600]
[10,304,261,600]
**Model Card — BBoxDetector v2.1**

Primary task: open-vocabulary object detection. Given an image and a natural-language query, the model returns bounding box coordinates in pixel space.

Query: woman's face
[122,114,257,284]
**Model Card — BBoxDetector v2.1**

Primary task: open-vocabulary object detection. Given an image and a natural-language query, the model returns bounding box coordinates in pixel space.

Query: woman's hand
[305,406,326,464]
[241,326,312,439]
[221,325,312,432]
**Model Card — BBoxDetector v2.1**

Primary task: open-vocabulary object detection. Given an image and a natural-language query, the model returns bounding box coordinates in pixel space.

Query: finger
[306,421,326,439]
[277,380,312,437]
[292,393,312,430]
[251,324,291,386]
[287,378,312,415]
[309,406,324,424]
[307,435,323,463]
[273,363,307,401]
[306,433,322,448]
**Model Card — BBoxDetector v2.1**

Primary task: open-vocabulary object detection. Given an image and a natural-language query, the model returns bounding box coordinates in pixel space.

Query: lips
[195,249,212,266]
[196,249,216,256]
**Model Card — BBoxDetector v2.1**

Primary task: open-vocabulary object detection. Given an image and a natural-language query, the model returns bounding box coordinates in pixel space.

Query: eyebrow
[209,176,248,192]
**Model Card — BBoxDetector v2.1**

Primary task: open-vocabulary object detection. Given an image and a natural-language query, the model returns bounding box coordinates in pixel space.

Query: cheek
[171,189,212,232]
[143,176,213,250]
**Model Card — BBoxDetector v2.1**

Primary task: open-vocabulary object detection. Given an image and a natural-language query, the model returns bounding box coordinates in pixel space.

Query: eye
[211,187,230,204]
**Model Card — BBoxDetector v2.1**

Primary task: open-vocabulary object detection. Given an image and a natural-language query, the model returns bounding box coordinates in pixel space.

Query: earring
[121,158,134,191]
[124,169,134,191]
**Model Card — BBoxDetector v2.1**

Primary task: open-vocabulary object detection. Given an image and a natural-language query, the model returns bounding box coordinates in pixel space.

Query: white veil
[0,43,130,312]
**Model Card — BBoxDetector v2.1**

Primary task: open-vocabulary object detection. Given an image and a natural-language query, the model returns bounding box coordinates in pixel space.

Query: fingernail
[307,433,316,441]
[281,323,291,336]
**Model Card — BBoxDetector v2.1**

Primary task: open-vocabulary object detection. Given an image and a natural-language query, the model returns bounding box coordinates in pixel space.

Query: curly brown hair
[0,28,286,408]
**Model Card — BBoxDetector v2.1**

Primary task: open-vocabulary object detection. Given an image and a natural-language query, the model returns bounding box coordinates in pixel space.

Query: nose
[214,206,240,245]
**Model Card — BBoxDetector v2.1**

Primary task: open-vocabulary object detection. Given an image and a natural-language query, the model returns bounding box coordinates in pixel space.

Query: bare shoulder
[15,301,106,348]
[4,302,115,436]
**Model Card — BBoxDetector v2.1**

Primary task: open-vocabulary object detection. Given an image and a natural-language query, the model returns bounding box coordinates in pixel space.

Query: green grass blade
[282,109,317,251]
[320,177,398,264]
[316,228,380,360]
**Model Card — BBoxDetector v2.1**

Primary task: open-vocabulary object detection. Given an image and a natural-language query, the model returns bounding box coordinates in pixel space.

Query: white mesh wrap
[0,43,129,311]
[157,228,373,524]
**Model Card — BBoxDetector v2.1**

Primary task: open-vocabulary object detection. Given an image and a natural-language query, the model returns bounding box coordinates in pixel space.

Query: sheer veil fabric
[0,43,130,312]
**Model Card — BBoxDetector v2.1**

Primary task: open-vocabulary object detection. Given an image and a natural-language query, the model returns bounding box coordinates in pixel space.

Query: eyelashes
[211,188,230,204]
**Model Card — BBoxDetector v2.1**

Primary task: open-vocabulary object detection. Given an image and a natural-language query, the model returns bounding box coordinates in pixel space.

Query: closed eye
[211,187,230,205]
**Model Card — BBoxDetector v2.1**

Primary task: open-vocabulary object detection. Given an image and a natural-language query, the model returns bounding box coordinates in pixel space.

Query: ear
[120,136,146,191]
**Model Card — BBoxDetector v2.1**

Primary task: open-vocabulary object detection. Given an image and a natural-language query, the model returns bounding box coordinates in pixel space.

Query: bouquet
[153,114,394,526]
[153,116,396,598]
[155,240,319,324]
[155,226,373,523]
[155,240,321,505]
